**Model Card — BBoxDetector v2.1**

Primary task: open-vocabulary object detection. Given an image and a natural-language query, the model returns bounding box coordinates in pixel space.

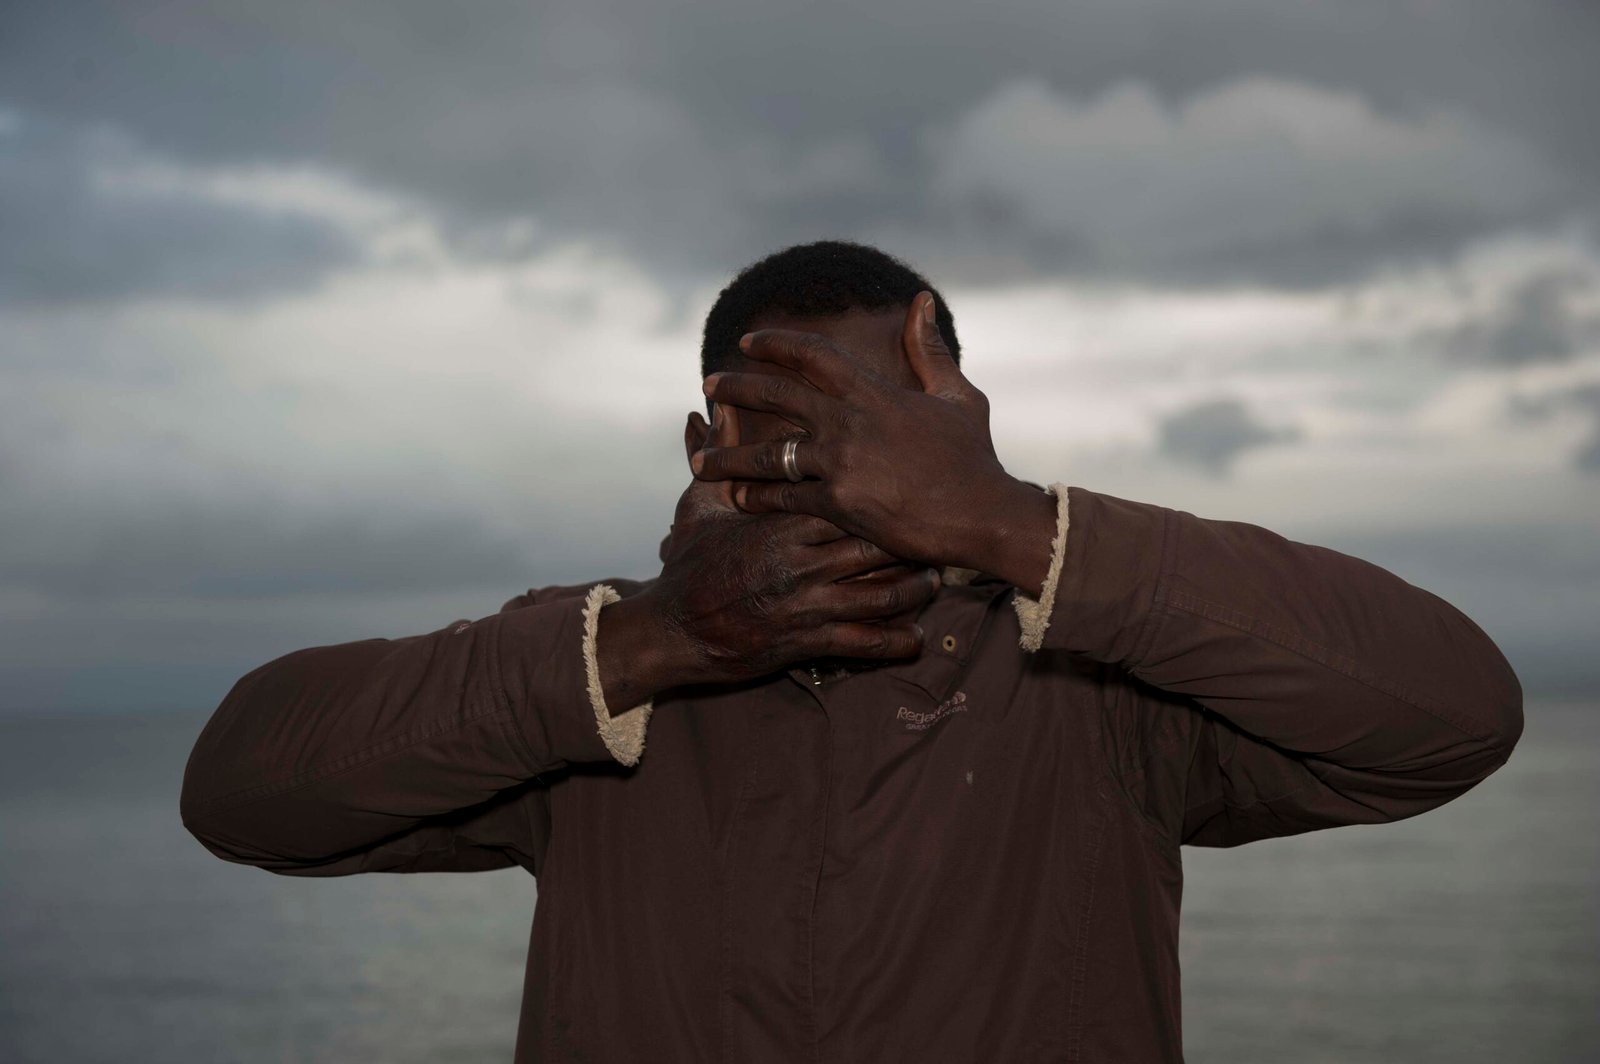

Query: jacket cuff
[1023,485,1172,664]
[580,584,654,767]
[1011,482,1072,651]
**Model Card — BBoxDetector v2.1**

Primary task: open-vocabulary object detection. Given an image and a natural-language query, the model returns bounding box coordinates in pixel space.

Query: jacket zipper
[808,665,824,686]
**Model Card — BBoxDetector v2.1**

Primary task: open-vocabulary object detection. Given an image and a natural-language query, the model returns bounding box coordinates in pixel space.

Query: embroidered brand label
[896,690,969,731]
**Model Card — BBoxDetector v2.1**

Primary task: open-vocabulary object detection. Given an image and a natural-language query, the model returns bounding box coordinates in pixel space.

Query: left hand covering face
[691,291,1015,571]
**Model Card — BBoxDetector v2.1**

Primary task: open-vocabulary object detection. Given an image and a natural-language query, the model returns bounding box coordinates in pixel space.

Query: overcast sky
[2,0,1597,713]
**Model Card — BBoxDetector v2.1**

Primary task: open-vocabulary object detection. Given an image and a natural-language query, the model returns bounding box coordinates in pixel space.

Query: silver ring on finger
[781,437,804,482]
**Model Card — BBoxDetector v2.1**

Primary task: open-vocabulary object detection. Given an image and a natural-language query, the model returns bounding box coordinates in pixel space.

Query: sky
[2,0,1597,713]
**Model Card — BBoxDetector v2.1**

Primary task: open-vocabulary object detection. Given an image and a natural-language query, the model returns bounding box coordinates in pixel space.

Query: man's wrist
[594,590,692,713]
[956,473,1058,597]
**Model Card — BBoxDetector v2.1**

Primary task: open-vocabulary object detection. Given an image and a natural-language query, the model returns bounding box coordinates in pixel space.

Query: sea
[2,699,1596,1063]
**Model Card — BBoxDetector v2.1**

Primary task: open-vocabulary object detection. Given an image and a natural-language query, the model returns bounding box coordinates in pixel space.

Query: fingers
[806,620,925,661]
[780,514,851,545]
[835,561,931,586]
[734,479,830,517]
[736,330,869,397]
[702,370,831,427]
[803,535,907,582]
[901,290,967,401]
[694,434,824,482]
[809,565,940,623]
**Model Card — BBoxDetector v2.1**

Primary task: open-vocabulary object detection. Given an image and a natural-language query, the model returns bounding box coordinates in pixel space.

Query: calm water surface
[2,699,1596,1062]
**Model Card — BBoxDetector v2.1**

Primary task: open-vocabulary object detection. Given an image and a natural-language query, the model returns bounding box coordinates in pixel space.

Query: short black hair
[700,239,960,380]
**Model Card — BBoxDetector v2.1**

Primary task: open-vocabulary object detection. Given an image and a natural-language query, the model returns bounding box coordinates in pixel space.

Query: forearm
[181,597,620,867]
[1032,485,1524,770]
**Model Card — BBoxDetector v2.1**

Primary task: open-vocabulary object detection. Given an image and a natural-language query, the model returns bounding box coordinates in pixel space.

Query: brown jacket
[179,484,1524,1062]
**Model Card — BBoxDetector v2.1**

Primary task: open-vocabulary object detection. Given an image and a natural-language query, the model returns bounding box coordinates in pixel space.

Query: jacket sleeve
[179,579,652,876]
[1012,483,1526,848]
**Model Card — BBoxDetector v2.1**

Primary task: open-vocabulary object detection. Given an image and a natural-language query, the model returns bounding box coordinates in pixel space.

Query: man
[181,240,1525,1063]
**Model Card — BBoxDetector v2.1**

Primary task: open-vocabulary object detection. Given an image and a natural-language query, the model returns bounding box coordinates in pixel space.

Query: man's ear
[899,296,924,370]
[684,409,710,465]
[899,290,965,400]
[674,402,740,525]
[684,400,743,468]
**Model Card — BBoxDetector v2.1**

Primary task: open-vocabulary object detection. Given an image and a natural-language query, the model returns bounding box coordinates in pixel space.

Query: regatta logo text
[897,691,969,731]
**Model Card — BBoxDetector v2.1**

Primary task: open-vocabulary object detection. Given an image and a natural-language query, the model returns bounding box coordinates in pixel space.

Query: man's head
[691,240,960,456]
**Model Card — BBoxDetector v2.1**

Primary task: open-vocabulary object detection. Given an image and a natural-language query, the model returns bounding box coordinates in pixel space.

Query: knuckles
[752,444,777,475]
[756,375,793,407]
[873,584,904,614]
[851,537,882,567]
[833,407,864,437]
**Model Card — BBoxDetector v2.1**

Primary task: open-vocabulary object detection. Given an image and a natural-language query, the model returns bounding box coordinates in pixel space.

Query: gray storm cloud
[1,0,1597,712]
[1155,395,1303,477]
[0,110,357,303]
[3,0,1597,289]
[928,77,1567,286]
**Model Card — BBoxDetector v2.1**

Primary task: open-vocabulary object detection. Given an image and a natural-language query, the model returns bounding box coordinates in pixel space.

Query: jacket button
[941,634,958,653]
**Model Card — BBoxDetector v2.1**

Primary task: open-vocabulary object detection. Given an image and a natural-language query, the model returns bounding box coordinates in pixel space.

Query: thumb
[903,290,966,400]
